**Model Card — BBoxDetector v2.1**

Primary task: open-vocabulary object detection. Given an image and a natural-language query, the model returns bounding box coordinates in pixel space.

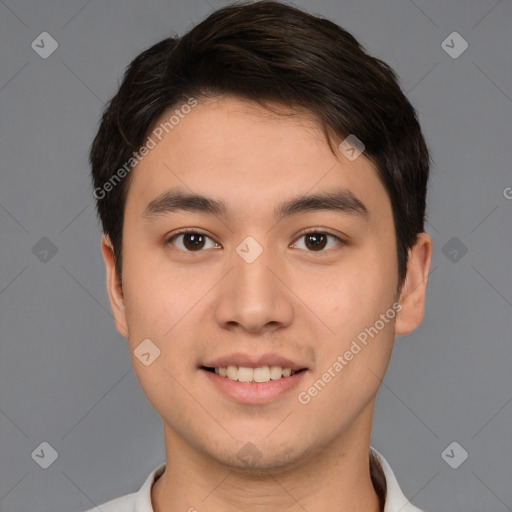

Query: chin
[205,438,313,475]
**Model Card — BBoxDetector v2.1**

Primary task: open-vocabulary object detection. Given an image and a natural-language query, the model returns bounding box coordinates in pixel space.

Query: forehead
[125,95,390,221]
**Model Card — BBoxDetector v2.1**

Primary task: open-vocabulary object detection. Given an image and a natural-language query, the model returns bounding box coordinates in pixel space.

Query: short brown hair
[90,0,431,292]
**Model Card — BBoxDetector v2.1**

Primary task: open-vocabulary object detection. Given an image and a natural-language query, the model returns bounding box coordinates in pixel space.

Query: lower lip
[201,368,308,404]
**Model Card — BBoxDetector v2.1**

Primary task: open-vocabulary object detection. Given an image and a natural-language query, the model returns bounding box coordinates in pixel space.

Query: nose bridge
[236,243,276,298]
[214,237,293,332]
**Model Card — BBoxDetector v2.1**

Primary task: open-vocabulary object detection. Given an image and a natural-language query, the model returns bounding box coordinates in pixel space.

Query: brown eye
[167,231,218,252]
[182,233,206,251]
[292,231,342,252]
[304,232,328,251]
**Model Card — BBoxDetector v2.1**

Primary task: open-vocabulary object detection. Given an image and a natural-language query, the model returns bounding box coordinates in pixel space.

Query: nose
[213,244,294,334]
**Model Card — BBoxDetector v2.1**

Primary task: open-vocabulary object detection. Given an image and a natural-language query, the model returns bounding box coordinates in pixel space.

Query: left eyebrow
[274,189,369,221]
[141,187,369,221]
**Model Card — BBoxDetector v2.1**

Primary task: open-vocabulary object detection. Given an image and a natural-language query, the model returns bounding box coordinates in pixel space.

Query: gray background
[0,0,511,511]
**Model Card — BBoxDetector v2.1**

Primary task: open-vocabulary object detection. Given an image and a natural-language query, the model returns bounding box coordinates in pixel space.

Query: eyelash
[165,228,345,253]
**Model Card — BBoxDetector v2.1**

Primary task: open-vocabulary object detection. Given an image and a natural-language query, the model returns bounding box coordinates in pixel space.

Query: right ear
[100,235,129,338]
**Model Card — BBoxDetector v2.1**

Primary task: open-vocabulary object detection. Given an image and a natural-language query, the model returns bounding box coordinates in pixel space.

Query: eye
[291,230,343,252]
[165,229,344,253]
[166,230,220,252]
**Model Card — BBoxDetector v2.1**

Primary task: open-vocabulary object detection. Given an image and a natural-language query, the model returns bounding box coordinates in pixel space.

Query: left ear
[395,232,433,335]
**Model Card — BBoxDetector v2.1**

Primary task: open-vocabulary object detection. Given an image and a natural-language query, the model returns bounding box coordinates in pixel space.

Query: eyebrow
[142,187,369,222]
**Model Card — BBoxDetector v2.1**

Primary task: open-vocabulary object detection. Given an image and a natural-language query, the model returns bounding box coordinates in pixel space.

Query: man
[86,1,432,511]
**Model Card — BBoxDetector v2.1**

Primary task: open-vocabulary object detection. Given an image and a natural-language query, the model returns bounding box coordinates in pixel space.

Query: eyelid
[290,227,345,250]
[165,227,346,252]
[165,228,220,248]
[293,226,345,240]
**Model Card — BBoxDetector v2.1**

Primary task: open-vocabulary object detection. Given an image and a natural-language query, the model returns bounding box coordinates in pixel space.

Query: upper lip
[202,353,308,371]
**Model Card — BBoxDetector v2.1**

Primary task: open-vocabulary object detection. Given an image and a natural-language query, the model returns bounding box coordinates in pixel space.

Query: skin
[101,95,432,512]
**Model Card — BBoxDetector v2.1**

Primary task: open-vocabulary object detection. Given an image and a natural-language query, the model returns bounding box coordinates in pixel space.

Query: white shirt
[83,447,424,512]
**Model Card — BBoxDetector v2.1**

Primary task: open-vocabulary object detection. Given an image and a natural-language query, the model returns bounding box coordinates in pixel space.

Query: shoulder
[370,447,425,512]
[80,463,165,512]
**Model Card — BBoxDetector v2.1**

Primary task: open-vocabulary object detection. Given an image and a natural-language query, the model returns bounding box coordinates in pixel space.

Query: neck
[152,414,383,512]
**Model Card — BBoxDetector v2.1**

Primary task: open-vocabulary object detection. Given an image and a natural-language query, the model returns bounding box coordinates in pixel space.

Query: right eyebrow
[142,188,229,220]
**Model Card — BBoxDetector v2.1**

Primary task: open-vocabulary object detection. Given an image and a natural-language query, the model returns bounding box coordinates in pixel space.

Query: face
[102,95,431,470]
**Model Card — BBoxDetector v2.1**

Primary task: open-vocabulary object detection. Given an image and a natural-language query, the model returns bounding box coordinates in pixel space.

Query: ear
[100,234,129,338]
[395,232,433,336]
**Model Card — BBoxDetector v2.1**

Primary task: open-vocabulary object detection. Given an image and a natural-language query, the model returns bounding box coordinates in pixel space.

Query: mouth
[200,364,308,404]
[200,365,307,383]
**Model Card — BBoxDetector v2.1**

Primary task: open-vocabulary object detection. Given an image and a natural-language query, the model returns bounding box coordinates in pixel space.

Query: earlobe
[394,232,433,336]
[100,234,129,338]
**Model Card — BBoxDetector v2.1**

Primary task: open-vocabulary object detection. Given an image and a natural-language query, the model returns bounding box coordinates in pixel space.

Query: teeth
[237,366,254,383]
[226,365,238,380]
[253,366,270,383]
[269,365,282,380]
[213,365,298,383]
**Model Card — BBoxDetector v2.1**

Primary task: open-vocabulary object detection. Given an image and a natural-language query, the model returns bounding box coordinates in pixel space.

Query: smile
[204,365,304,383]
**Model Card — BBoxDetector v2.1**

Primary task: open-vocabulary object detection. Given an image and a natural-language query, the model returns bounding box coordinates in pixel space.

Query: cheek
[120,245,210,372]
[310,256,396,337]
[122,282,196,413]
[302,247,398,388]
[120,236,178,332]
